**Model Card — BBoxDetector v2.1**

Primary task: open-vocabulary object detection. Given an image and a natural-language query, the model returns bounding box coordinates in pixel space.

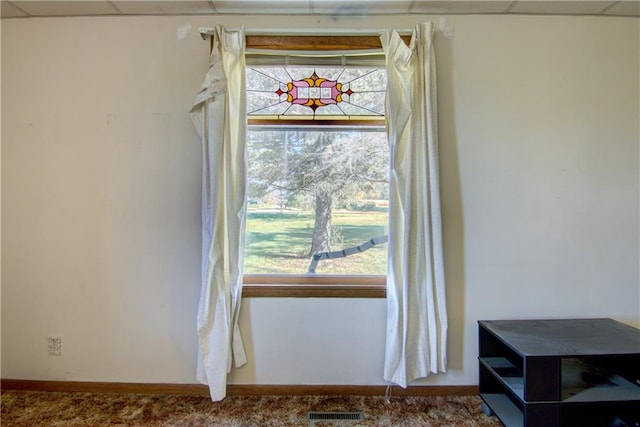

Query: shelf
[479,319,640,427]
[563,375,640,403]
[480,357,525,401]
[480,393,523,427]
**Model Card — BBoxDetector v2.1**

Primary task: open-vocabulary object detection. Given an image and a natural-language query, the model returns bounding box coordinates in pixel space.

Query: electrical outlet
[47,336,62,356]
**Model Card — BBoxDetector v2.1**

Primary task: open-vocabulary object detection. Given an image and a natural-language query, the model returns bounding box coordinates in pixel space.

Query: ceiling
[1,0,639,18]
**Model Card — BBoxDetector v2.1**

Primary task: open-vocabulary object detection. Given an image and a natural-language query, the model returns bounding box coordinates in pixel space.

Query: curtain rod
[198,19,454,41]
[198,27,414,40]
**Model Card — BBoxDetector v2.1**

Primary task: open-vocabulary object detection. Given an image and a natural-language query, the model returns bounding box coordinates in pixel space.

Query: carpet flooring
[0,391,503,426]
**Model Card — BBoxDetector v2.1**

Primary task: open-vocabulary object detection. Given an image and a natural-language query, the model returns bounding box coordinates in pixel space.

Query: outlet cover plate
[47,336,62,356]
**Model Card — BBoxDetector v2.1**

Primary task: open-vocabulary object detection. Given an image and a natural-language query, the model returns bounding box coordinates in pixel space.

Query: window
[243,59,389,292]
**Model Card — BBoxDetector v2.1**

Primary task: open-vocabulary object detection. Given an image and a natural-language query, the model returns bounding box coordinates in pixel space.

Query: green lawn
[244,209,388,275]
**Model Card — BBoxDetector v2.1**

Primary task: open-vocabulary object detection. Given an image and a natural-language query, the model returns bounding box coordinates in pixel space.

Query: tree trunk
[310,189,332,256]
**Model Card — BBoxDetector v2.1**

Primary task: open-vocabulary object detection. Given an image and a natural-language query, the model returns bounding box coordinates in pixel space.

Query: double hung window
[242,37,391,293]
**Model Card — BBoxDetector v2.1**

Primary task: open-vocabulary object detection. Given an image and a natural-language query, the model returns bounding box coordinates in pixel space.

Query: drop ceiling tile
[313,0,413,15]
[603,1,640,16]
[1,1,29,17]
[411,1,512,14]
[509,1,613,15]
[12,0,119,16]
[113,1,215,14]
[212,0,312,14]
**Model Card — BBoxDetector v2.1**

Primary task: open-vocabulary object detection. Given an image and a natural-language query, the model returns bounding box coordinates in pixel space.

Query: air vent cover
[307,411,364,421]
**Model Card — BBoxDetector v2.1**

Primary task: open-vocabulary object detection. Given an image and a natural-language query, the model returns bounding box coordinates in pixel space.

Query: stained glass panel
[247,66,386,119]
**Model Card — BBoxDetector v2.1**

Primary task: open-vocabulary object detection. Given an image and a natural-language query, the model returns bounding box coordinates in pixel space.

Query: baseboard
[1,379,210,396]
[1,379,477,397]
[226,384,478,396]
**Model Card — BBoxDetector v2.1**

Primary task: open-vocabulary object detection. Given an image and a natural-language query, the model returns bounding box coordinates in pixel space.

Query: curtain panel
[382,22,448,388]
[190,25,248,402]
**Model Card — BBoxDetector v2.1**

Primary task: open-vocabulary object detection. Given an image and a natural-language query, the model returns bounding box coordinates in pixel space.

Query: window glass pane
[246,68,281,91]
[244,129,389,275]
[247,66,386,119]
[247,91,287,116]
[338,100,382,116]
[313,104,343,116]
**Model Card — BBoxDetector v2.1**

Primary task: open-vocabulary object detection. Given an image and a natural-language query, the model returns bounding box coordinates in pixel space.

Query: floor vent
[307,411,363,421]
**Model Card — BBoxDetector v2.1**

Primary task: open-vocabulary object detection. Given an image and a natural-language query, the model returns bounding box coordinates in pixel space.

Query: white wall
[2,14,638,386]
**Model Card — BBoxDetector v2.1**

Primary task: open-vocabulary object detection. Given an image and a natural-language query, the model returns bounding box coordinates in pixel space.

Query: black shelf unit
[478,318,640,427]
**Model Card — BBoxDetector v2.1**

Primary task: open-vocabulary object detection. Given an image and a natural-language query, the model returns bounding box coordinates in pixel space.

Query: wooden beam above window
[245,35,412,51]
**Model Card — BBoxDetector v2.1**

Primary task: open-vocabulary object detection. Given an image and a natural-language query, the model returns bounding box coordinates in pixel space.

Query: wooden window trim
[242,275,386,298]
[248,119,386,127]
[213,34,412,52]
[245,34,411,51]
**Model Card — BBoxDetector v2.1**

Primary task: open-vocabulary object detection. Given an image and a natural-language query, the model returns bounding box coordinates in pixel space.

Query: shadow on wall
[229,298,257,384]
[435,31,466,372]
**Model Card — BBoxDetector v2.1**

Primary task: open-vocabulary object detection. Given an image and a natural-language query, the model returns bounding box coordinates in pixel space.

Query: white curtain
[382,22,448,388]
[190,25,247,402]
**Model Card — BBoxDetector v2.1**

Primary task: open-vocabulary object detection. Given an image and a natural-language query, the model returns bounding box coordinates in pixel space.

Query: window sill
[242,275,386,298]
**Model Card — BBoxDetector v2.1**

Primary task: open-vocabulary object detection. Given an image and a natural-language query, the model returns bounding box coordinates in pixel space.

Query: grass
[244,209,388,275]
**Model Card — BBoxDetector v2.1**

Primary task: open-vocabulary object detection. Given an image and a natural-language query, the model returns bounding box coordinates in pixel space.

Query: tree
[246,65,389,259]
[247,129,389,256]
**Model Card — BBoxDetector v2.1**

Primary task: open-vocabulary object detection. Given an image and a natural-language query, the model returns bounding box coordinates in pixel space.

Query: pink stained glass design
[281,71,354,112]
[246,67,386,118]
